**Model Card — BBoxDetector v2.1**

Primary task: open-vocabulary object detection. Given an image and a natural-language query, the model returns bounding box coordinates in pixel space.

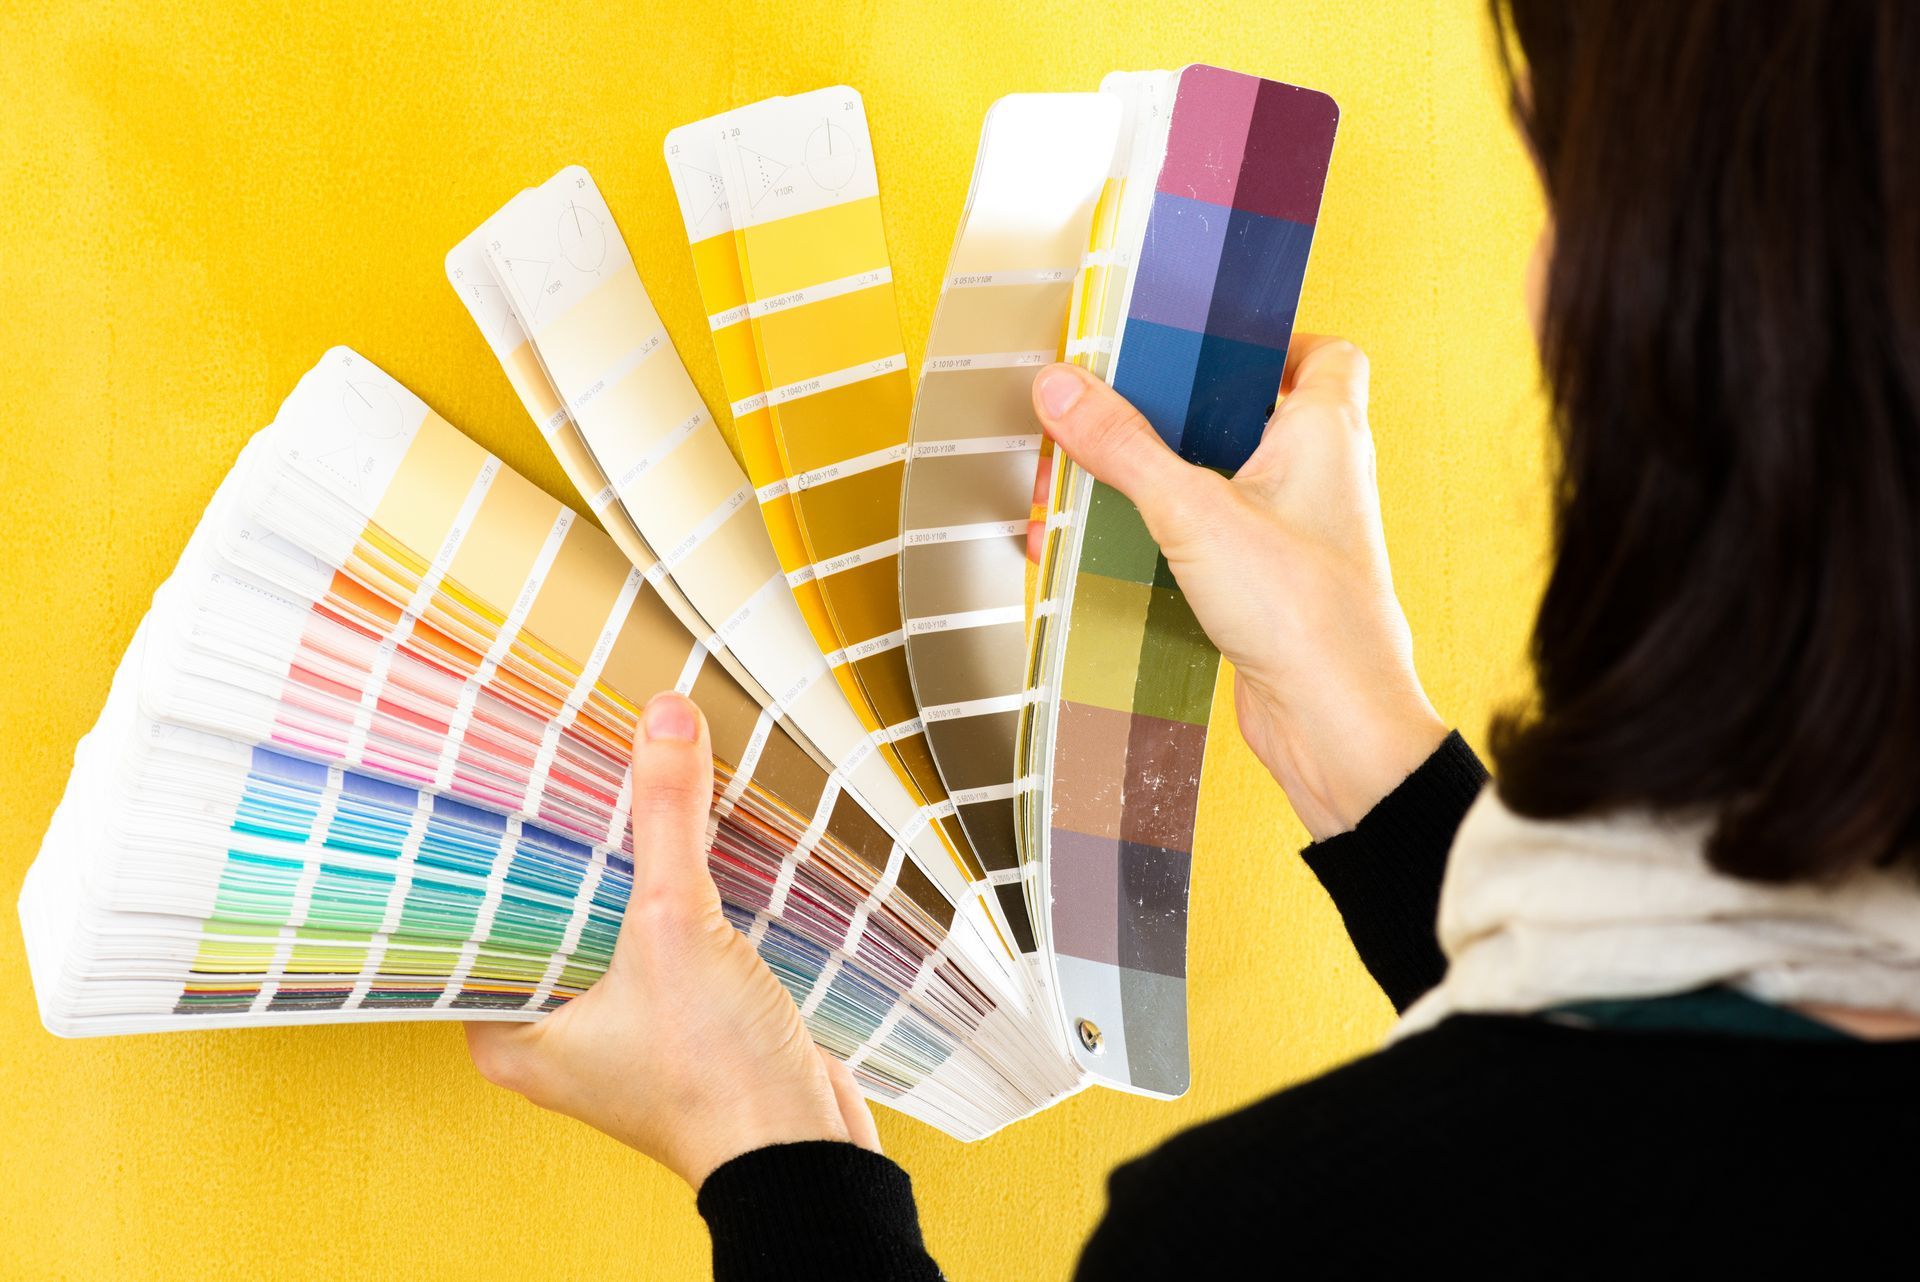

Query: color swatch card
[664,92,1026,968]
[444,166,983,948]
[662,108,876,744]
[1026,68,1339,1096]
[899,93,1123,976]
[20,349,1083,1140]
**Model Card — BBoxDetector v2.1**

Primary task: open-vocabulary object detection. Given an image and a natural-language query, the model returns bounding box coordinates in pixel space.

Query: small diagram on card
[806,119,857,190]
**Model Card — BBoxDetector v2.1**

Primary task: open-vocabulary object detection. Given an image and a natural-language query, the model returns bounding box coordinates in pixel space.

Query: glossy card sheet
[661,110,872,744]
[19,349,1080,1140]
[1033,68,1338,1097]
[444,166,980,943]
[900,93,1121,964]
[664,91,1030,965]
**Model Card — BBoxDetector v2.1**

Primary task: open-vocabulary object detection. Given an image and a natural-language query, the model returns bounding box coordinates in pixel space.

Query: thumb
[1031,363,1221,546]
[820,1050,882,1154]
[622,692,720,927]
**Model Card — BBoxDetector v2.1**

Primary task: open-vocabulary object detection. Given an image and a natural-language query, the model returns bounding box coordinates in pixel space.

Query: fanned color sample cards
[20,350,1080,1140]
[20,65,1337,1135]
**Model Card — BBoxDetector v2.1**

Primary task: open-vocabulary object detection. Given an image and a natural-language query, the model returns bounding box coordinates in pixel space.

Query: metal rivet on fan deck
[1076,1017,1104,1053]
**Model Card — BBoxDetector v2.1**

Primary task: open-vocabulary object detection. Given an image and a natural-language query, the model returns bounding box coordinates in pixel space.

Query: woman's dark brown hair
[1488,0,1920,881]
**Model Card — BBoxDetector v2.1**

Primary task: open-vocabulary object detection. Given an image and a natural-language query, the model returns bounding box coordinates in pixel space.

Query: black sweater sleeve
[698,735,1487,1281]
[1297,729,1488,1011]
[698,1141,942,1281]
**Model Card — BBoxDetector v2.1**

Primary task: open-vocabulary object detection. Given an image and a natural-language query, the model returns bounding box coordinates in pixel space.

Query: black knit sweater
[697,733,1920,1278]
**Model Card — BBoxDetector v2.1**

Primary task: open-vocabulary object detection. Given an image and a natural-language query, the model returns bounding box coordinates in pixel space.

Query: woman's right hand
[1029,339,1447,840]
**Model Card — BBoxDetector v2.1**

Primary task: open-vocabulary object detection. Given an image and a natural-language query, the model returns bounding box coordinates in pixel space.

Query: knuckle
[1290,386,1370,436]
[630,777,706,818]
[470,1036,533,1095]
[628,760,711,820]
[1330,341,1372,412]
[1332,398,1371,438]
[629,850,725,937]
[630,882,705,931]
[1325,337,1368,372]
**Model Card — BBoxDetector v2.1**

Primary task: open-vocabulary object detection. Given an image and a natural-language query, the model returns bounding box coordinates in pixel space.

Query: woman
[466,2,1920,1274]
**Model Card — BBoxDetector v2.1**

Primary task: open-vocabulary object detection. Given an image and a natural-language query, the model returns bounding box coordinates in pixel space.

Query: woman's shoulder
[1103,1016,1561,1206]
[1074,1014,1920,1278]
[1073,1017,1563,1277]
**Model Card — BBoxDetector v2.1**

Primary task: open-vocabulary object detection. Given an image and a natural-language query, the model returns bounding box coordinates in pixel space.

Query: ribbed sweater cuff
[698,1141,940,1281]
[1300,730,1488,1012]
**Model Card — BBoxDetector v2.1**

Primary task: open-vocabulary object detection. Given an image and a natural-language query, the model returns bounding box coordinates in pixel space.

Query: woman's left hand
[1028,343,1446,840]
[464,691,881,1187]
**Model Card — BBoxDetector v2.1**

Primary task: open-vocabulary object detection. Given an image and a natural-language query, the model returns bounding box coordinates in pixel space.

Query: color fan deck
[19,65,1337,1140]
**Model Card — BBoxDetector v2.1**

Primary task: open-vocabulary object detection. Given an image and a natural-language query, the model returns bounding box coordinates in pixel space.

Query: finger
[1026,446,1053,566]
[1279,335,1370,412]
[1030,363,1213,540]
[820,1050,882,1154]
[625,692,720,919]
[1252,338,1374,474]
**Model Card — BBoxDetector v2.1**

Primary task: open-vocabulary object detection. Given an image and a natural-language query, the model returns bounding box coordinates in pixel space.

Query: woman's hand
[464,692,880,1187]
[1030,338,1446,839]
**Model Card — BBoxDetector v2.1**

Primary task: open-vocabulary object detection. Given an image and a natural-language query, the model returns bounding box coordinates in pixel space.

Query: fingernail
[642,693,698,743]
[1035,366,1085,418]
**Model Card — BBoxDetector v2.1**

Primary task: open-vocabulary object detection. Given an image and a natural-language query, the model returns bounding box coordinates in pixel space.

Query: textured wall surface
[0,2,1549,1277]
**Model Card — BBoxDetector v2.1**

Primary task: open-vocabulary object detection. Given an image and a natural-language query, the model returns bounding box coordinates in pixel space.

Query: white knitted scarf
[1392,789,1920,1040]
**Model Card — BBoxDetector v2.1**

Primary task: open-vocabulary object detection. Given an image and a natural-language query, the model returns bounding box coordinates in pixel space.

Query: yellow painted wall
[0,2,1549,1277]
